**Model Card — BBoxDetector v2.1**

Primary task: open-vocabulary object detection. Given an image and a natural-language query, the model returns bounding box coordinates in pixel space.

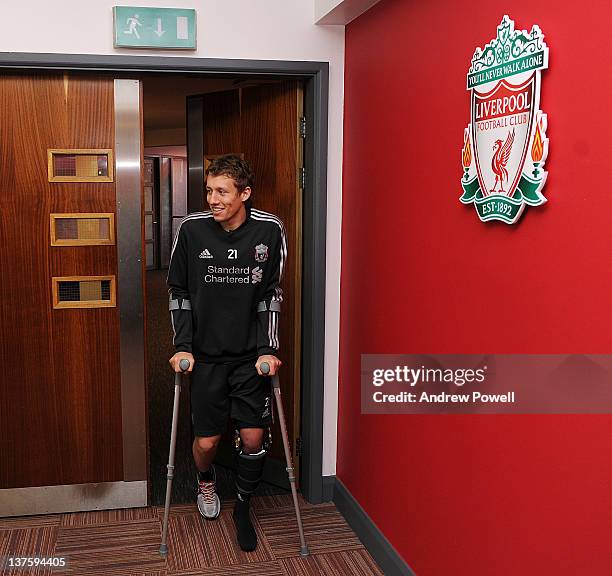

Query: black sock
[198,467,213,482]
[234,493,257,551]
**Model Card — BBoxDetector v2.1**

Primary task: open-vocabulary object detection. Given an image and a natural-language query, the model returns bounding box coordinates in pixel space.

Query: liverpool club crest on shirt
[254,243,269,262]
[460,16,549,224]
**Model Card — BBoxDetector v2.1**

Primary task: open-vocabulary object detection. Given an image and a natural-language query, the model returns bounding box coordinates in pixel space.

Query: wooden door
[0,73,144,514]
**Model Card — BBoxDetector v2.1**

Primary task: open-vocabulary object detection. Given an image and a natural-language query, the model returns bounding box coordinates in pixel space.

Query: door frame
[0,52,329,504]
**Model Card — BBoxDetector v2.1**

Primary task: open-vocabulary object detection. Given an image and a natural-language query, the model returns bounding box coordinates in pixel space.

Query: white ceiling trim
[315,0,382,25]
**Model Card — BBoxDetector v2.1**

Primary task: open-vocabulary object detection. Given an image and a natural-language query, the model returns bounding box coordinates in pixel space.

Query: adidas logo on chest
[199,249,213,259]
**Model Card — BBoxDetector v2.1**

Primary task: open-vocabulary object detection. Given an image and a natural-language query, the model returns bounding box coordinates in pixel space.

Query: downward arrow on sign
[154,18,165,37]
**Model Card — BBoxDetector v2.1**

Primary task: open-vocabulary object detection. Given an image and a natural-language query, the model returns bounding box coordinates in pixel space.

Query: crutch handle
[174,358,190,385]
[260,361,270,374]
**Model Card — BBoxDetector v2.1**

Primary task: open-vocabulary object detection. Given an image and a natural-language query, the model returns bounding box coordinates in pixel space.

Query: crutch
[260,362,310,557]
[159,358,191,557]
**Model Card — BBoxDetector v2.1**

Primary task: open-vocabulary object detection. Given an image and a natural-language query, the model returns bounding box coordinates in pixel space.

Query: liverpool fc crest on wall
[460,16,549,224]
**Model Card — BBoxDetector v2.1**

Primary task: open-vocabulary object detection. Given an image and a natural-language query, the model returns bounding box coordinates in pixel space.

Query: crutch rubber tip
[300,546,310,557]
[260,362,270,374]
[159,544,168,556]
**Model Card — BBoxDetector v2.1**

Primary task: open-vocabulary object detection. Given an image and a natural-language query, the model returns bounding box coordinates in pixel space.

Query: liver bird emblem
[490,129,515,193]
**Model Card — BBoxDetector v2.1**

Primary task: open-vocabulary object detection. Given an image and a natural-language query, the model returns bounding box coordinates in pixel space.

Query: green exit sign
[113,7,196,50]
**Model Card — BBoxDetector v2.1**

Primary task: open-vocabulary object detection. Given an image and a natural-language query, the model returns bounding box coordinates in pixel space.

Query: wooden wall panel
[0,73,123,488]
[241,82,302,471]
[200,91,241,209]
[201,90,241,161]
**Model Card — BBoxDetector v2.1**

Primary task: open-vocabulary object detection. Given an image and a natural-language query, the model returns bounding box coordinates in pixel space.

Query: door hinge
[299,167,306,190]
[299,116,306,139]
[295,436,303,457]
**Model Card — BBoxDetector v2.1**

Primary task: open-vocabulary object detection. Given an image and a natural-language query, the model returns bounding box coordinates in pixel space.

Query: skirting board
[322,474,335,501]
[333,477,416,576]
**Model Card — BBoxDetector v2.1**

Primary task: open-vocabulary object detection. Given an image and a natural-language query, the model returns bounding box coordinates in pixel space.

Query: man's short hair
[205,155,254,192]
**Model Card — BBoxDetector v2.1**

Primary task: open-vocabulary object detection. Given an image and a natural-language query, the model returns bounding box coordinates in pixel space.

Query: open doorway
[141,74,304,505]
[0,52,329,512]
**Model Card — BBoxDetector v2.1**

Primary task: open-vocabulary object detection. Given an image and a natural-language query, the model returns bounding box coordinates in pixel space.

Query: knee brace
[234,428,272,452]
[235,449,267,497]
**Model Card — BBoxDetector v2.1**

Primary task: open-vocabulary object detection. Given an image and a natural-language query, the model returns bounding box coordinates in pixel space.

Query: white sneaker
[197,466,220,520]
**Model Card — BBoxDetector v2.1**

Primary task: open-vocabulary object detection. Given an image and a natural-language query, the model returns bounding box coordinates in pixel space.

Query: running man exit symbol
[124,14,142,39]
[113,7,196,49]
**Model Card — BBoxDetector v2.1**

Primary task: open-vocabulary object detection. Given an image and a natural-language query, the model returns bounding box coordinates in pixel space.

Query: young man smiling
[167,155,287,551]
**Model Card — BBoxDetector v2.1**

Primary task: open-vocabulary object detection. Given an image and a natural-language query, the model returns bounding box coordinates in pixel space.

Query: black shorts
[190,358,272,437]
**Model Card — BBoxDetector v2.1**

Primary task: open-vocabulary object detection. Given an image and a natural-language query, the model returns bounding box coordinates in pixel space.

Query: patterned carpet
[0,495,383,575]
[1,276,385,573]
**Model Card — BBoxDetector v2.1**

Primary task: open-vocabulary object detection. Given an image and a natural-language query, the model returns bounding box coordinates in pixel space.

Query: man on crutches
[167,154,286,552]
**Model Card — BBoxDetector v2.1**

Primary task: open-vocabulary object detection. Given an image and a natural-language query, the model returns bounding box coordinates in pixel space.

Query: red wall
[339,1,612,574]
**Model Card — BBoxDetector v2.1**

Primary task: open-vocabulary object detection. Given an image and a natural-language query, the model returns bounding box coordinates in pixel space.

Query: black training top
[167,208,287,363]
